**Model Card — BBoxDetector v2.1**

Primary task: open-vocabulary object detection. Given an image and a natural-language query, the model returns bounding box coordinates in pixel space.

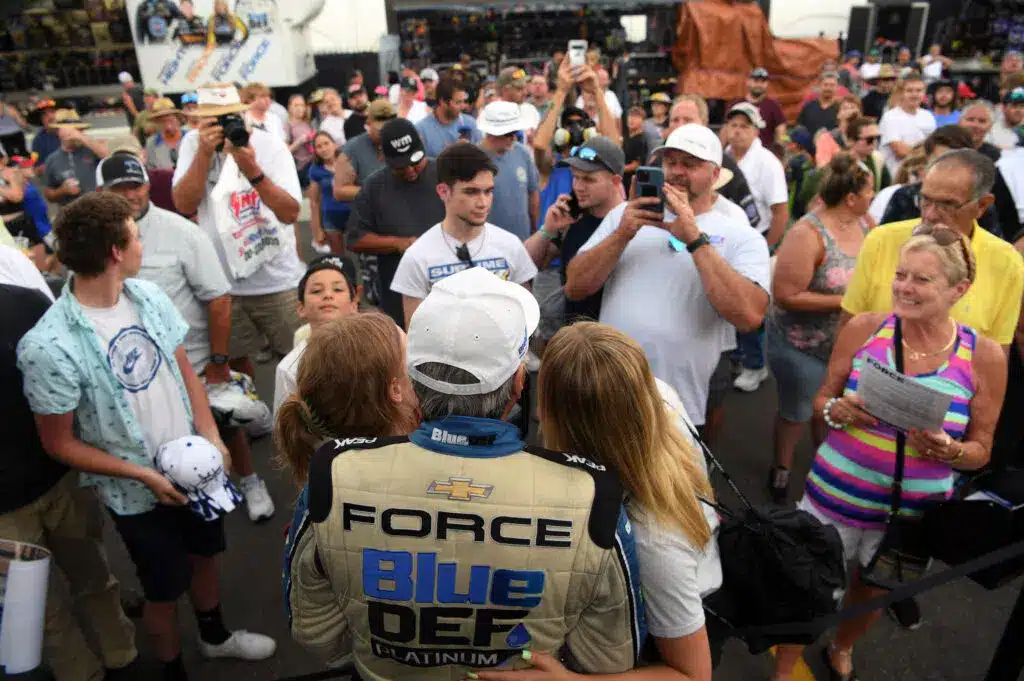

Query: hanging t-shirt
[81,295,192,458]
[880,106,937,175]
[390,222,538,300]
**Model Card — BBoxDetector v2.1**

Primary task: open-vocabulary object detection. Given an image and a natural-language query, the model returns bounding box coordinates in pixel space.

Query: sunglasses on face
[912,223,975,281]
[859,135,880,144]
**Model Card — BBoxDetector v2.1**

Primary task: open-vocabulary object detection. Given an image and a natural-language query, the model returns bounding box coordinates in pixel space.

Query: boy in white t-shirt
[390,143,538,327]
[879,75,937,175]
[273,256,361,416]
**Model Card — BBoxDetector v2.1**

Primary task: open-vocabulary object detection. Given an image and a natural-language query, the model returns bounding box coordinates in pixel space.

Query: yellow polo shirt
[842,219,1024,345]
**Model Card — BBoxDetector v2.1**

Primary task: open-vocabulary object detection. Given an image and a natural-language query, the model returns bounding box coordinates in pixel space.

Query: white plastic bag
[210,155,284,280]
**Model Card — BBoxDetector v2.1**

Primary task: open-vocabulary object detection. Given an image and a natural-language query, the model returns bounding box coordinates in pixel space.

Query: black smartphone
[635,166,665,214]
[566,191,582,220]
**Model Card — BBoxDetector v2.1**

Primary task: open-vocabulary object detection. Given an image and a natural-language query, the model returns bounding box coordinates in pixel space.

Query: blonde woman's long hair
[539,323,713,548]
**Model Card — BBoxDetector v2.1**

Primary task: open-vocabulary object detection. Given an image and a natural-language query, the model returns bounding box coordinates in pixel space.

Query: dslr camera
[217,113,250,149]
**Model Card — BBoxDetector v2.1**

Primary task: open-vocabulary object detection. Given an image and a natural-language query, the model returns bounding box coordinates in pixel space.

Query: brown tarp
[672,0,840,121]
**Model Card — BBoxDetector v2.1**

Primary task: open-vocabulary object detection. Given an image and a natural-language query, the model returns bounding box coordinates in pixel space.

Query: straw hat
[193,83,249,117]
[148,97,185,122]
[53,109,90,129]
[308,88,325,104]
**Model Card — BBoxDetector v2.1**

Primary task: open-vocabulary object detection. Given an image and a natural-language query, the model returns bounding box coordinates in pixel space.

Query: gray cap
[557,136,625,176]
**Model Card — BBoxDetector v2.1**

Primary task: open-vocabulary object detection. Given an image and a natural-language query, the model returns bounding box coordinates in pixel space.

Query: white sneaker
[240,477,275,523]
[733,367,769,393]
[198,630,277,661]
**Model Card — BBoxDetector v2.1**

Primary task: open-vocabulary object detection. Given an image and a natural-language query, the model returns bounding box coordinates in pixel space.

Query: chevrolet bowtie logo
[427,476,493,502]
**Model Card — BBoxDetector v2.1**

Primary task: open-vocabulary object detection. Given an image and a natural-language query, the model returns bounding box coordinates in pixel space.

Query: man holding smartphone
[565,125,771,429]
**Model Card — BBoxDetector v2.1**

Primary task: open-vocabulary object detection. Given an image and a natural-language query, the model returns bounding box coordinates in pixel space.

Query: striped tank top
[805,315,977,530]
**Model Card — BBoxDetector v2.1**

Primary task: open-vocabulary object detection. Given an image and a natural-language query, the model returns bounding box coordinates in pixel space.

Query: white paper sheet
[857,357,953,433]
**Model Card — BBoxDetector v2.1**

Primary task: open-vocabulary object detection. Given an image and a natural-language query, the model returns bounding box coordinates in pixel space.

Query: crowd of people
[2,37,1024,681]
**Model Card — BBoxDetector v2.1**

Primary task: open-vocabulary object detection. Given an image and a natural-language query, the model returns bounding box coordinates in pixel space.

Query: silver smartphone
[568,40,588,68]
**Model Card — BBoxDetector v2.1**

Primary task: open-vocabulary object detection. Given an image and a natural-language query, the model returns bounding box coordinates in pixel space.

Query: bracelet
[950,444,966,464]
[823,397,845,430]
[539,226,558,241]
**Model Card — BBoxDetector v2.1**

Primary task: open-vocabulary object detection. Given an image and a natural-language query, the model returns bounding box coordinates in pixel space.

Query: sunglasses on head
[570,145,612,171]
[912,224,974,281]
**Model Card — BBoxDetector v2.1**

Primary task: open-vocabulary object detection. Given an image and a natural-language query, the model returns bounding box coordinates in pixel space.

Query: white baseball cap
[419,67,440,82]
[117,71,134,85]
[407,267,540,396]
[663,123,723,167]
[156,436,242,521]
[477,101,527,137]
[727,101,767,129]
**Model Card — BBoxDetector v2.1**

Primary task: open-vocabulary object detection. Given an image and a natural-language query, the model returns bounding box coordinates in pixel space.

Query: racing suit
[284,416,645,680]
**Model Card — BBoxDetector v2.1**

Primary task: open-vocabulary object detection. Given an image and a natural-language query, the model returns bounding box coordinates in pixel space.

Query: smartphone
[566,191,582,220]
[568,40,588,68]
[635,166,665,214]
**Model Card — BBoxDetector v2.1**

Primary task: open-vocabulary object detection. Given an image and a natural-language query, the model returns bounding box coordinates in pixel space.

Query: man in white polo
[565,124,771,429]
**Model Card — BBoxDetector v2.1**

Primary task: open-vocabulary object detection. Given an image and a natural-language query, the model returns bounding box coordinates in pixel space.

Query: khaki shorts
[229,289,301,358]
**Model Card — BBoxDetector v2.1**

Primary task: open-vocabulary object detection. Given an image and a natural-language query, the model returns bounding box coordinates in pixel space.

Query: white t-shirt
[575,91,624,121]
[0,244,54,301]
[402,100,431,125]
[998,147,1024,223]
[712,194,752,227]
[319,115,348,145]
[579,204,771,425]
[921,56,944,83]
[880,106,937,175]
[988,109,1020,151]
[246,111,287,142]
[172,127,306,297]
[274,338,305,417]
[81,295,192,458]
[390,223,539,300]
[860,62,881,81]
[730,139,788,235]
[629,378,722,638]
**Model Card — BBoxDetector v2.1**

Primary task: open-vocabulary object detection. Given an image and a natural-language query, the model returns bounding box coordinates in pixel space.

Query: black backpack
[686,425,847,655]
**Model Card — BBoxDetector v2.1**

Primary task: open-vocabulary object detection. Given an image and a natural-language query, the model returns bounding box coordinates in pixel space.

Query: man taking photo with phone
[565,124,771,432]
[524,136,625,335]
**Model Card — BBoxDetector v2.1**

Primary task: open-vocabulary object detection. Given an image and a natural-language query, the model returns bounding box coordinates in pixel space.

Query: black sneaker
[886,597,922,630]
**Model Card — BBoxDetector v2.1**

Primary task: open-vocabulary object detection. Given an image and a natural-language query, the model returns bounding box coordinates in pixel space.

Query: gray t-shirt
[44,146,100,205]
[347,160,445,325]
[342,133,386,185]
[415,112,482,158]
[134,204,231,372]
[484,142,539,241]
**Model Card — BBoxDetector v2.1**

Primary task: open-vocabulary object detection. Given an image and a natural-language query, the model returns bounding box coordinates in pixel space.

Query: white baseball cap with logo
[663,123,724,167]
[156,435,243,521]
[407,267,540,396]
[477,100,527,137]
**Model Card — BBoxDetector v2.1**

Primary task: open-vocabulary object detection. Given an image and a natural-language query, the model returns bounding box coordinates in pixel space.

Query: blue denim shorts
[766,324,828,423]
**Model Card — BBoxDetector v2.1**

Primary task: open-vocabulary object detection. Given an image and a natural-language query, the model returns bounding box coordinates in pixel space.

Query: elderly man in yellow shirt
[842,148,1024,350]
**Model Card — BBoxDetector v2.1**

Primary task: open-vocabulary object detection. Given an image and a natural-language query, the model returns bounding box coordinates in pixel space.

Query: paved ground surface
[97,225,1023,681]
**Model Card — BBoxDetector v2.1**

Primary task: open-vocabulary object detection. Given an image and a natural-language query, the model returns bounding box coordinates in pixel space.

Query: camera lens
[638,170,648,181]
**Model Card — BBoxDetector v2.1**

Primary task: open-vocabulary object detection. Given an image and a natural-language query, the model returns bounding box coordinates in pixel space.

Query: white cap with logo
[663,123,724,167]
[156,436,242,521]
[407,268,540,396]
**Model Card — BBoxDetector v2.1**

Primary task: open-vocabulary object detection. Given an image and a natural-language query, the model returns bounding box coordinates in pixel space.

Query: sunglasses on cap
[912,223,974,281]
[569,145,614,172]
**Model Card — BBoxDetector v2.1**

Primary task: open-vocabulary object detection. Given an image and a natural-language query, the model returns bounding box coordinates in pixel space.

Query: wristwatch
[248,172,266,186]
[210,353,230,366]
[686,232,711,254]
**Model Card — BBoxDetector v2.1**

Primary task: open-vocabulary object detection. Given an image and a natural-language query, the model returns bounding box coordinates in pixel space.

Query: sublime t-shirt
[81,295,192,458]
[390,222,538,300]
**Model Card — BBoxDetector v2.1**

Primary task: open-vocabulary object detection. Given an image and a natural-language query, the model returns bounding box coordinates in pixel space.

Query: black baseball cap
[380,118,426,169]
[96,153,149,189]
[558,136,625,176]
[297,255,359,303]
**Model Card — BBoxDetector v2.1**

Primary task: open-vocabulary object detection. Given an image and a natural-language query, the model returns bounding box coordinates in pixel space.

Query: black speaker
[846,5,875,55]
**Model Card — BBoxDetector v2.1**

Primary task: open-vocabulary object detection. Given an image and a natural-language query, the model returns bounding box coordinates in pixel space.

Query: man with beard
[391,143,536,327]
[347,119,444,326]
[342,84,370,141]
[798,71,841,136]
[415,78,481,157]
[728,67,787,148]
[565,124,770,429]
[930,79,961,126]
[42,110,109,206]
[990,87,1024,151]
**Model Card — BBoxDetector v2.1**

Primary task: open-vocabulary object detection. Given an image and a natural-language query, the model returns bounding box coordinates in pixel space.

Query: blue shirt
[22,183,52,239]
[17,278,193,515]
[31,130,61,168]
[933,110,962,127]
[485,142,539,241]
[308,162,351,223]
[416,113,482,158]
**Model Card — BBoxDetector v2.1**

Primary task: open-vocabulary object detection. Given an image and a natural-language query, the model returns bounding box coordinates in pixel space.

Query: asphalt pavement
[98,223,1023,681]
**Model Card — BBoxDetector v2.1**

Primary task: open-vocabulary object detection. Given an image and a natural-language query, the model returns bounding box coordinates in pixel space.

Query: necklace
[902,320,957,361]
[441,226,485,264]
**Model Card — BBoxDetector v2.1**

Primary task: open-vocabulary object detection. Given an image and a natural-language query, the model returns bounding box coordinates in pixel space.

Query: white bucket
[0,539,51,674]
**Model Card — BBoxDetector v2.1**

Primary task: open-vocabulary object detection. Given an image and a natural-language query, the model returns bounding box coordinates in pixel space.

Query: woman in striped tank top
[773,227,1007,681]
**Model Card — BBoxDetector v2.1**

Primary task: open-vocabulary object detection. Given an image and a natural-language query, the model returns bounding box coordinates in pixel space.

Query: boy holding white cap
[565,124,771,430]
[287,266,645,679]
